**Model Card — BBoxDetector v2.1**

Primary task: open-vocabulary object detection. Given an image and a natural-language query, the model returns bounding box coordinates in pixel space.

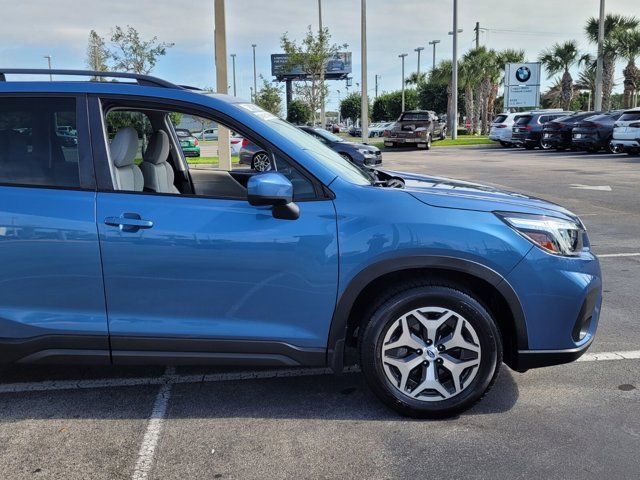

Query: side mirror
[247,172,299,220]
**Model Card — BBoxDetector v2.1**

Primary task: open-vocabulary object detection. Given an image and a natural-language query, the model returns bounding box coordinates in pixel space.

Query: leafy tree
[585,15,639,110]
[86,30,110,79]
[287,99,312,124]
[254,76,283,117]
[110,25,174,74]
[371,90,418,122]
[340,92,368,122]
[539,41,580,110]
[417,83,449,115]
[280,26,345,124]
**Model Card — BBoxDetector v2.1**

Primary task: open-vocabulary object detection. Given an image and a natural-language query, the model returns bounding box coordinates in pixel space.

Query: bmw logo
[426,350,436,359]
[516,66,531,83]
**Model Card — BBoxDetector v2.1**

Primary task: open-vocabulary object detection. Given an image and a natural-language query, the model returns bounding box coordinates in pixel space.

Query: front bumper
[506,246,602,371]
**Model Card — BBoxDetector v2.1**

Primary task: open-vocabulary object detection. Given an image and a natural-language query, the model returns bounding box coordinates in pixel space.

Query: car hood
[384,170,579,220]
[340,141,379,151]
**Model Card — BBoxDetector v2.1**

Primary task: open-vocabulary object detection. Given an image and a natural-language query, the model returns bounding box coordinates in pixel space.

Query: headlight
[357,148,376,156]
[495,212,585,256]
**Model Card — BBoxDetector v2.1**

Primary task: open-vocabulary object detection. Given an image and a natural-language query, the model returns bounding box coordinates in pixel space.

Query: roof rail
[0,69,180,89]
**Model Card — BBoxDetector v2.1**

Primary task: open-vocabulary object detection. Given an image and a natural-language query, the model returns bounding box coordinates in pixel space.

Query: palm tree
[460,47,492,134]
[575,54,597,109]
[429,60,453,133]
[405,71,427,86]
[539,41,580,110]
[614,27,640,108]
[585,14,639,110]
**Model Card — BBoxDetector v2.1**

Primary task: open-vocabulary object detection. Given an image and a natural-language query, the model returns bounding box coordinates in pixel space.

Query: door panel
[97,193,338,349]
[0,188,107,339]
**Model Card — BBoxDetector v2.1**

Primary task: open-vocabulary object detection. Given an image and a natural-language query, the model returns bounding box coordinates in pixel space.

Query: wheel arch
[326,256,528,372]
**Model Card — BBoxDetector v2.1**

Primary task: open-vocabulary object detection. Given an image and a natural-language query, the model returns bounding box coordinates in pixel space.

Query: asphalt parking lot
[1,145,638,480]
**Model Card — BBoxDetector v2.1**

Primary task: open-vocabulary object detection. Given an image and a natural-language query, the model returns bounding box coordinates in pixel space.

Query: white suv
[613,108,640,155]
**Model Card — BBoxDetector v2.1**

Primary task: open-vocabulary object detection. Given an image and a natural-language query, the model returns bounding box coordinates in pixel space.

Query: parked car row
[490,107,640,155]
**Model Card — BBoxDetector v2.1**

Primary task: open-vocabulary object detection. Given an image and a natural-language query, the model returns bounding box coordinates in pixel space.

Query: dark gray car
[240,126,382,171]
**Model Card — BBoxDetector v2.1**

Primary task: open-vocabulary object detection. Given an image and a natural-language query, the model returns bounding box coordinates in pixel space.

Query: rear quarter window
[619,112,640,122]
[492,115,508,123]
[515,116,532,125]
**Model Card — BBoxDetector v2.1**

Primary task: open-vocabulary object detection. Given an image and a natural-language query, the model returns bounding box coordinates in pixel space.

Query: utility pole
[336,90,341,123]
[361,0,369,143]
[318,0,326,128]
[474,22,480,49]
[43,55,52,81]
[451,0,459,140]
[230,53,237,97]
[415,47,425,78]
[428,40,440,73]
[251,44,257,102]
[594,0,605,111]
[399,53,408,111]
[214,0,232,170]
[375,74,379,99]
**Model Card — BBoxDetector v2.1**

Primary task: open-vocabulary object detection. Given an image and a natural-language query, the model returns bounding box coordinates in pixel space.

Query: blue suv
[0,70,602,418]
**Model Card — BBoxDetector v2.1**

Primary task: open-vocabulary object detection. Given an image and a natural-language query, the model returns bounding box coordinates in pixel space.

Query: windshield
[311,128,344,143]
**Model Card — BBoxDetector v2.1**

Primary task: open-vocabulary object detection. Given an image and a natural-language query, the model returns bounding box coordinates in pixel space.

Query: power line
[480,27,582,36]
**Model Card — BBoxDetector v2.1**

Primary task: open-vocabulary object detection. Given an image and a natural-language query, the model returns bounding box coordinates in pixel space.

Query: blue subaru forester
[0,70,601,418]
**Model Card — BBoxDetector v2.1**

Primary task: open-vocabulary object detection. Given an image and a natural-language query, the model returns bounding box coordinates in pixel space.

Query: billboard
[271,52,352,79]
[504,62,541,108]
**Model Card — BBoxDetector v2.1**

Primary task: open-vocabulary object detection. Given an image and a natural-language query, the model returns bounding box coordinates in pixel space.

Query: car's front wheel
[251,152,273,172]
[360,284,502,418]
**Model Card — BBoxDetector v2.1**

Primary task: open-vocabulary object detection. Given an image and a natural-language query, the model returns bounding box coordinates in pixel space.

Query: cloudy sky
[0,0,637,110]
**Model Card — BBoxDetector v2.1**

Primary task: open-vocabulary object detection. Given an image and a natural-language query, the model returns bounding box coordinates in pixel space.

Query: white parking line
[599,253,640,258]
[578,350,640,362]
[131,366,174,480]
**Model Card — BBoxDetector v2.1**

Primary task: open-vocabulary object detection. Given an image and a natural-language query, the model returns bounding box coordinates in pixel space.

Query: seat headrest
[143,130,170,165]
[110,127,139,168]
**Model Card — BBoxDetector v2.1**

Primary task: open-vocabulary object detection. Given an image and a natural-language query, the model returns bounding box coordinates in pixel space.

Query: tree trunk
[623,60,638,109]
[481,77,493,135]
[487,83,499,124]
[464,84,474,134]
[472,85,482,135]
[446,82,454,135]
[602,54,615,111]
[561,70,573,111]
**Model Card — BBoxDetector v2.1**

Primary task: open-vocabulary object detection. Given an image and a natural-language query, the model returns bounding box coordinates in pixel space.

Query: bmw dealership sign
[504,62,541,108]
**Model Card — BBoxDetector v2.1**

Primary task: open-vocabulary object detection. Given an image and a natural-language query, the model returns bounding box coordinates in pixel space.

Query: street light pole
[214,0,232,170]
[415,47,425,78]
[230,53,237,97]
[451,0,459,140]
[361,0,369,143]
[594,0,605,111]
[399,53,408,111]
[318,0,326,128]
[251,44,257,102]
[375,74,379,99]
[44,55,52,81]
[428,40,440,73]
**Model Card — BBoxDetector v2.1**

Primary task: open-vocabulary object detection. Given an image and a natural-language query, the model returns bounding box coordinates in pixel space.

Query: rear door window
[0,97,81,188]
[492,115,508,123]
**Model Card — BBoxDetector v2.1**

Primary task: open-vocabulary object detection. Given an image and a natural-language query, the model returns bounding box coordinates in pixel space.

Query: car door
[0,95,109,364]
[91,101,338,365]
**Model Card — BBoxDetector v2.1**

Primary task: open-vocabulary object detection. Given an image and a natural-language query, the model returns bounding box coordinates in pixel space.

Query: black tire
[359,283,502,419]
[425,134,432,150]
[440,128,447,140]
[607,141,621,154]
[499,141,511,148]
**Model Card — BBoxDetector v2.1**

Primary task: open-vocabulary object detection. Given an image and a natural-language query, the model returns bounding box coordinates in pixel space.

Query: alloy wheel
[381,306,481,402]
[252,153,272,172]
